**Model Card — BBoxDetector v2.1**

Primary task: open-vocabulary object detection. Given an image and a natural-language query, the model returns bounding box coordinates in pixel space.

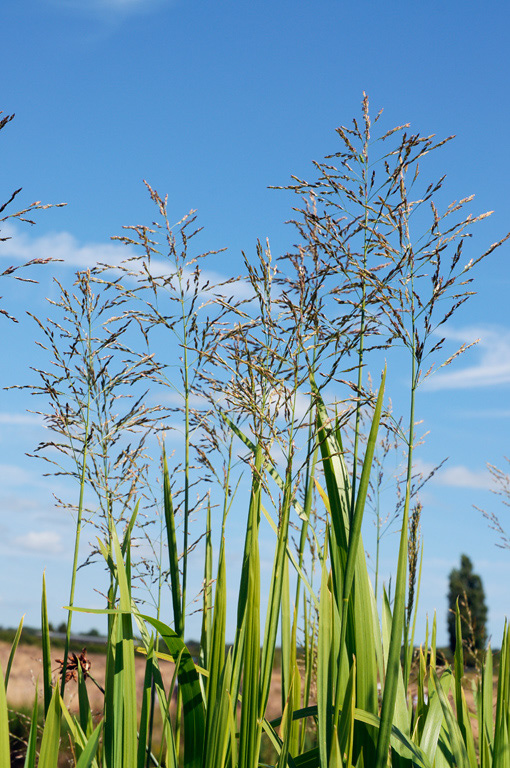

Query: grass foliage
[1,98,510,766]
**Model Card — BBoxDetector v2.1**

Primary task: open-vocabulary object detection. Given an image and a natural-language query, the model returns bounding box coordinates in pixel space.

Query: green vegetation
[1,99,510,766]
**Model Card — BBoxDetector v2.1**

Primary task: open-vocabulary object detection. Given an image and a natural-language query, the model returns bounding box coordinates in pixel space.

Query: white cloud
[93,0,164,7]
[12,530,64,555]
[0,412,43,426]
[0,221,133,269]
[435,465,493,490]
[97,0,148,6]
[0,463,37,487]
[47,0,169,16]
[0,494,41,515]
[0,223,253,300]
[424,326,510,391]
[459,409,510,419]
[414,458,493,490]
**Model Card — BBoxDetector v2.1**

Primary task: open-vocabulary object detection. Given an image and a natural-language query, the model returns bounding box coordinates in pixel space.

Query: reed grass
[2,97,510,767]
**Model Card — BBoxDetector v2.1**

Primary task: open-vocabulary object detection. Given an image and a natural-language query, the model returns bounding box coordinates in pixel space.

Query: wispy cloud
[0,412,43,426]
[0,463,38,487]
[48,0,170,17]
[0,223,253,300]
[414,458,493,490]
[435,465,493,490]
[95,0,152,7]
[424,326,510,391]
[11,530,64,555]
[459,409,510,419]
[1,222,133,269]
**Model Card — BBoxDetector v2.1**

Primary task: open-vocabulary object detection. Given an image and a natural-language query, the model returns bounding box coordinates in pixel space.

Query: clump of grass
[1,96,510,768]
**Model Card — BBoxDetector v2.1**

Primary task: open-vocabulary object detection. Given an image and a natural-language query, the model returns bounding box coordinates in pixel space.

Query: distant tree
[447,554,488,654]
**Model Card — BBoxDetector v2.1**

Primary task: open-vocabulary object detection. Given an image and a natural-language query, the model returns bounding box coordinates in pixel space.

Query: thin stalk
[181,304,191,637]
[401,247,420,689]
[60,312,93,697]
[350,196,369,521]
[402,372,416,687]
[293,372,319,616]
[172,271,193,760]
[375,240,417,768]
[101,409,117,645]
[144,505,165,768]
[293,447,317,625]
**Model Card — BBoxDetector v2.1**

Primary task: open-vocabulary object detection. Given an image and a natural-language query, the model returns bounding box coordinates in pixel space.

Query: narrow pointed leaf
[4,614,24,690]
[163,447,183,638]
[23,687,39,768]
[0,661,10,768]
[138,614,205,768]
[38,684,61,768]
[41,572,53,717]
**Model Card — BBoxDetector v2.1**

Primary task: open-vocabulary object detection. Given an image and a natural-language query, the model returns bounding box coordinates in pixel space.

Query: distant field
[0,638,287,718]
[1,639,160,713]
[2,637,498,719]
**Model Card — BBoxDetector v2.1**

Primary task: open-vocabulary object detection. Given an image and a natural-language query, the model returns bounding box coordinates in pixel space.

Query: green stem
[60,310,93,697]
[375,247,417,768]
[180,276,190,642]
[350,170,369,522]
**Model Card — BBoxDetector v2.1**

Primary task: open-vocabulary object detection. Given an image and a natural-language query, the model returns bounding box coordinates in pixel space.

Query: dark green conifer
[447,554,488,654]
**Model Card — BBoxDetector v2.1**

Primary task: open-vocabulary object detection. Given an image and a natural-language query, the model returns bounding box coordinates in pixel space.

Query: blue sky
[1,0,510,646]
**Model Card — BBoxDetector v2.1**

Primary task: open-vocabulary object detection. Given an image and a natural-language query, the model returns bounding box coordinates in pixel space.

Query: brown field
[1,640,175,715]
[2,639,498,760]
[0,640,284,721]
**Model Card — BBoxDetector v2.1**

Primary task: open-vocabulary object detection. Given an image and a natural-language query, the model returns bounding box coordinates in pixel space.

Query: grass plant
[2,97,510,767]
